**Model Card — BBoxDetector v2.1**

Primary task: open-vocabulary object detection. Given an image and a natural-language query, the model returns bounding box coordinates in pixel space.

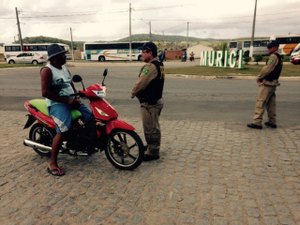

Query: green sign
[200,50,244,69]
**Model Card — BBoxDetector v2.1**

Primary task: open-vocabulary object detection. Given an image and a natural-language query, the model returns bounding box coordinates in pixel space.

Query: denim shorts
[49,103,92,133]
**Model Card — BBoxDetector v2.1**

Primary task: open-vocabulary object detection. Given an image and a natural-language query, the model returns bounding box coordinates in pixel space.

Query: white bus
[229,35,300,56]
[4,43,71,60]
[228,39,270,56]
[273,35,300,55]
[83,41,147,61]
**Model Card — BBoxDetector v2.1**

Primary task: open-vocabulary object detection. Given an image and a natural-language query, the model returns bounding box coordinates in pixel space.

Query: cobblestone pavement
[0,110,300,225]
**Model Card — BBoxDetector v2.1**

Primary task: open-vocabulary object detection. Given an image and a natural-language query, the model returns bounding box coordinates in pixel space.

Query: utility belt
[138,98,157,105]
[262,79,280,87]
[264,77,277,82]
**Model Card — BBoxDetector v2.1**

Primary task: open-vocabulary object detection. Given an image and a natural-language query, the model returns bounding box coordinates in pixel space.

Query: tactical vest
[264,53,283,81]
[137,60,165,105]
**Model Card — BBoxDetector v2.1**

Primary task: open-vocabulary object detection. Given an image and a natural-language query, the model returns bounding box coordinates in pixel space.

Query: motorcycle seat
[29,99,82,120]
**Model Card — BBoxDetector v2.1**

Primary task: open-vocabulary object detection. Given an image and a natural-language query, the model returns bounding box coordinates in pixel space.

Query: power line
[20,14,93,19]
[0,17,15,20]
[1,6,299,22]
[137,9,300,23]
[2,4,300,42]
[21,10,98,14]
[133,4,188,11]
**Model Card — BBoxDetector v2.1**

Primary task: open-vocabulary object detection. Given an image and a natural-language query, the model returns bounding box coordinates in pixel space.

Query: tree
[254,55,263,65]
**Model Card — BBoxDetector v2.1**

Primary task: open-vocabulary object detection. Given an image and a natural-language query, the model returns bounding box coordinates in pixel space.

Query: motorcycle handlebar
[69,92,85,97]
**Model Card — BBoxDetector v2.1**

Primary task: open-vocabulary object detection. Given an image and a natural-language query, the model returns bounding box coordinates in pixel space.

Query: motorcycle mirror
[103,68,108,77]
[72,75,82,83]
[102,69,108,86]
[72,75,85,90]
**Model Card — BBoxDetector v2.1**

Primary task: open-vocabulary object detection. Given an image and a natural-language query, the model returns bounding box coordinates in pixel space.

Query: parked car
[290,43,300,65]
[290,55,300,65]
[6,52,47,64]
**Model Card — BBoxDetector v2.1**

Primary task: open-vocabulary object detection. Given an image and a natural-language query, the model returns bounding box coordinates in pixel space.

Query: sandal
[47,167,65,176]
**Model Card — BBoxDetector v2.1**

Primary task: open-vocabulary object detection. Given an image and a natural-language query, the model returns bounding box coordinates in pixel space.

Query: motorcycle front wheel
[29,123,55,157]
[105,129,144,170]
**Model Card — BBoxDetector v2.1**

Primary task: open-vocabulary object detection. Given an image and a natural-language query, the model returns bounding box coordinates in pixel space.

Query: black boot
[247,123,262,129]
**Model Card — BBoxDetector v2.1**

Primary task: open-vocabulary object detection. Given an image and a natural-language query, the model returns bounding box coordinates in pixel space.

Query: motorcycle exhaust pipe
[23,139,52,152]
[24,139,90,156]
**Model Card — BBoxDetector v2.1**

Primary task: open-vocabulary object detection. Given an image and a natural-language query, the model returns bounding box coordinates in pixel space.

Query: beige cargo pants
[253,84,277,125]
[140,99,163,156]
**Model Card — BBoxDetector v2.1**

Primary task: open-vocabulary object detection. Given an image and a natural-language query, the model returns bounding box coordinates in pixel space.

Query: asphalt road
[0,61,300,127]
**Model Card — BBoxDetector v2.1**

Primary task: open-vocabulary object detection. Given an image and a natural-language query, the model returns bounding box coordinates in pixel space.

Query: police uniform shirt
[131,58,159,98]
[257,52,280,86]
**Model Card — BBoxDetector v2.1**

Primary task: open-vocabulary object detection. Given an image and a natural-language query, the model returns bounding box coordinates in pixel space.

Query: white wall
[0,44,4,54]
[187,44,213,59]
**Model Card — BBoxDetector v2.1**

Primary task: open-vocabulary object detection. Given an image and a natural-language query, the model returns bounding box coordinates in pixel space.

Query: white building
[0,43,4,61]
[187,44,213,59]
[0,43,4,54]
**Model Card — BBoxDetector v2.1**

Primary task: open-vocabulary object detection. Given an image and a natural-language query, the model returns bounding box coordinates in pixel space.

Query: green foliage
[164,64,300,77]
[208,41,227,51]
[219,42,228,51]
[0,63,42,68]
[254,55,263,64]
[244,57,251,65]
[118,34,223,43]
[17,34,227,51]
[21,36,67,44]
[120,34,225,51]
[15,36,84,50]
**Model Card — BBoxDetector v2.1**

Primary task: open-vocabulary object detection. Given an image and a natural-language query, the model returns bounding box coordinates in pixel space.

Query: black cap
[267,40,280,49]
[47,44,67,60]
[142,42,157,57]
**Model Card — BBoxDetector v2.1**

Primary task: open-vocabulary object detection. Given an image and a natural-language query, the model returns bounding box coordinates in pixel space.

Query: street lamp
[250,0,258,58]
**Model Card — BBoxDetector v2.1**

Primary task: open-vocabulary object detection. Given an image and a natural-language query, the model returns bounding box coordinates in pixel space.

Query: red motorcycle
[23,69,144,170]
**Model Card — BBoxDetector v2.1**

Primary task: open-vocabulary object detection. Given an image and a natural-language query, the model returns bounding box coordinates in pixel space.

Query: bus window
[28,45,39,51]
[5,46,21,52]
[243,41,250,48]
[38,45,47,51]
[229,42,237,48]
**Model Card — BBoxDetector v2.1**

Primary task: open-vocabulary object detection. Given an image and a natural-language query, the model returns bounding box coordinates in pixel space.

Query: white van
[290,43,300,64]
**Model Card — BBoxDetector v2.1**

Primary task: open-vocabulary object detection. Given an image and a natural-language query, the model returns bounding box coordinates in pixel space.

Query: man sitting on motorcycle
[40,44,93,176]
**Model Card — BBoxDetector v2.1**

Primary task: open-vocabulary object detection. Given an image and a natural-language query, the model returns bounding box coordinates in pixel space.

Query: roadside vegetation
[4,35,298,77]
[164,63,300,77]
[0,61,299,77]
[0,63,42,68]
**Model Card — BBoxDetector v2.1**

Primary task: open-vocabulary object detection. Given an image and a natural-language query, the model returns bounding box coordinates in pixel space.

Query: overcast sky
[0,0,299,44]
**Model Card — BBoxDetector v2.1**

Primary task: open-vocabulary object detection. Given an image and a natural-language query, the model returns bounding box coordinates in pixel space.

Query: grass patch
[1,61,299,77]
[165,64,300,77]
[0,63,42,69]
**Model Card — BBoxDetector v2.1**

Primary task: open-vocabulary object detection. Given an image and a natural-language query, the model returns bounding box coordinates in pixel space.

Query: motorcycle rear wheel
[29,123,55,157]
[105,129,144,170]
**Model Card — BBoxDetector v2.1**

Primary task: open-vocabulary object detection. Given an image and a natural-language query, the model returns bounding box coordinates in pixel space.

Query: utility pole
[250,0,258,58]
[186,22,190,49]
[129,3,132,61]
[15,7,23,51]
[70,27,75,62]
[149,21,152,41]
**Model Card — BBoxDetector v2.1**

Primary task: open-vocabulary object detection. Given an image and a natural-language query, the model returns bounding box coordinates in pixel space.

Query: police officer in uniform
[131,42,165,161]
[247,40,283,129]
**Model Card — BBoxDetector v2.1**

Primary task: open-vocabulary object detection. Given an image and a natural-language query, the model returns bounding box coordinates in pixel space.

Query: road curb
[169,74,300,80]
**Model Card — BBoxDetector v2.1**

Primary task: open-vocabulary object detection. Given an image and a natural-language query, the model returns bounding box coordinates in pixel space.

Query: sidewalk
[0,110,300,225]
